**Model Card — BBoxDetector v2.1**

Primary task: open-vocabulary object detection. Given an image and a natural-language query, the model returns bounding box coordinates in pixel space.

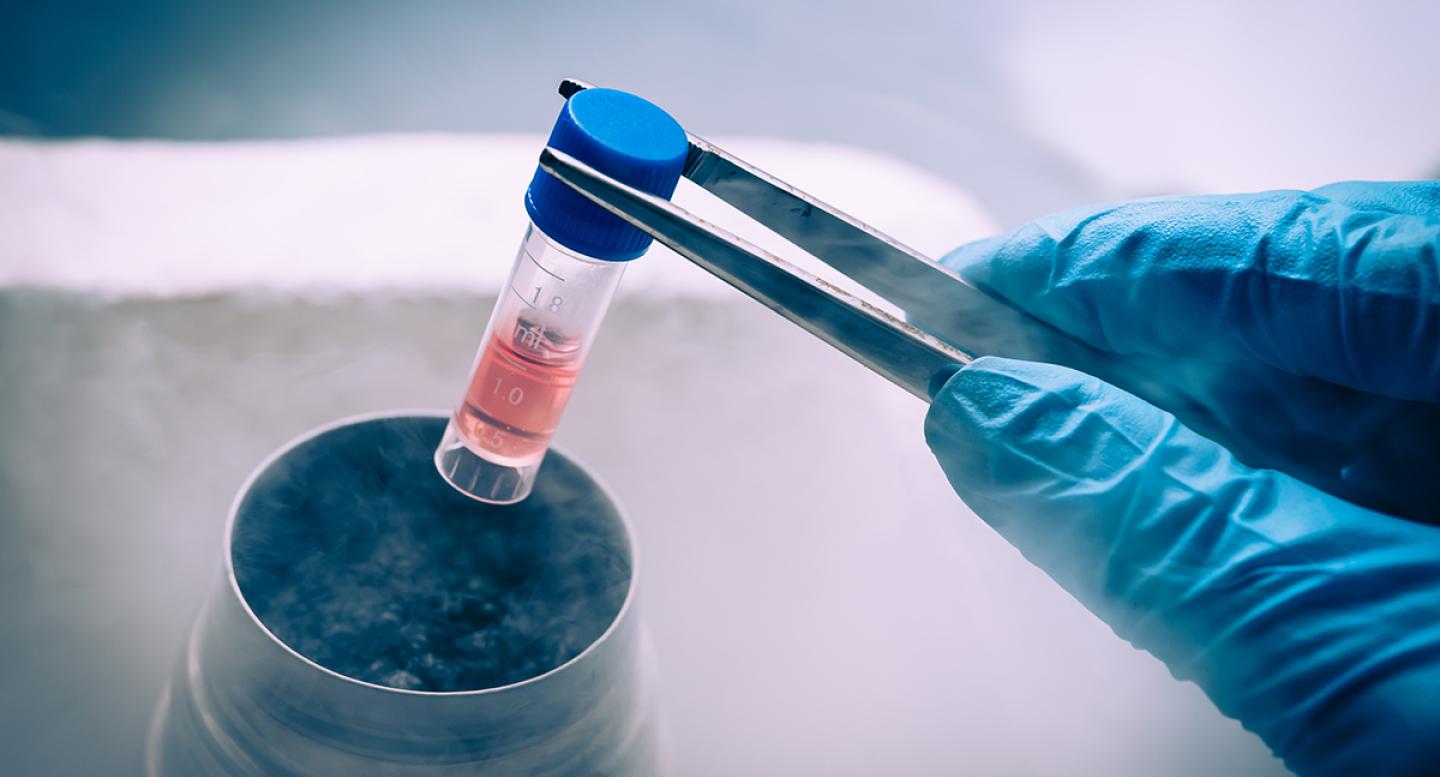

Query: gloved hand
[925,181,1440,777]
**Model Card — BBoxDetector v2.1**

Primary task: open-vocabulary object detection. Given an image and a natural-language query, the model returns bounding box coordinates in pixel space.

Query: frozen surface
[0,137,1288,776]
[233,418,631,692]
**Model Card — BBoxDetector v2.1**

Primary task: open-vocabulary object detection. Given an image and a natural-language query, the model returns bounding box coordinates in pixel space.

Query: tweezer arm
[559,77,1083,365]
[538,147,971,401]
[681,135,960,311]
[564,77,952,312]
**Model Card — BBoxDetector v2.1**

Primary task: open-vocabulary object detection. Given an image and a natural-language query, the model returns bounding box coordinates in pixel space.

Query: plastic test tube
[436,88,689,504]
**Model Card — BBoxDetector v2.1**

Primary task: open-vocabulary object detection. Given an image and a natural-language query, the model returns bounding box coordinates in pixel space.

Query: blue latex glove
[925,182,1440,776]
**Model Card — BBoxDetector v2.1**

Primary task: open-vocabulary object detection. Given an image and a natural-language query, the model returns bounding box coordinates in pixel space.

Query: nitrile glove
[925,182,1440,776]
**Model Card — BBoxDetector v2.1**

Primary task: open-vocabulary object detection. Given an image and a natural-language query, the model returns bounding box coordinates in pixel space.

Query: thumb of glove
[925,356,1440,777]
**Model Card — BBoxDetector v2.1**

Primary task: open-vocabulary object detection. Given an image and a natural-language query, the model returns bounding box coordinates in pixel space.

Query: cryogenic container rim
[219,407,641,697]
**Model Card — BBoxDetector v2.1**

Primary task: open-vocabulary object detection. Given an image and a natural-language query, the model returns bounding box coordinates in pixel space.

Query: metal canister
[147,412,659,776]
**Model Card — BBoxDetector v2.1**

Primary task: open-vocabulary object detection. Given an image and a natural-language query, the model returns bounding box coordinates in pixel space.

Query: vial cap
[525,88,688,261]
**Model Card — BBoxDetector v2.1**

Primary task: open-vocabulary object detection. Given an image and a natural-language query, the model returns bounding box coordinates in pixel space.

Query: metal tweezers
[540,78,1083,400]
[537,79,1440,523]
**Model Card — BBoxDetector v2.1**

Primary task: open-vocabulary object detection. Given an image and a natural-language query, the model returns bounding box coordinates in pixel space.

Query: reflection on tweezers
[552,78,1097,398]
[539,145,972,401]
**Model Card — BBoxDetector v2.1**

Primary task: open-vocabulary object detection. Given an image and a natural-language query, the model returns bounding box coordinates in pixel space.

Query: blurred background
[8,0,1438,221]
[3,1,1437,775]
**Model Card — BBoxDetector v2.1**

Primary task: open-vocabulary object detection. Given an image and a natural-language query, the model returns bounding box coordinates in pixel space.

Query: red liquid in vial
[455,321,582,464]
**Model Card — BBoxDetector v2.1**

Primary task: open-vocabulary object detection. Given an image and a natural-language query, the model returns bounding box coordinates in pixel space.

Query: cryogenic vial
[436,88,688,503]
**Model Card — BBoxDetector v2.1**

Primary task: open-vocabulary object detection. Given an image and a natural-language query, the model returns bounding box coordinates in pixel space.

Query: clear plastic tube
[435,84,686,503]
[436,223,625,503]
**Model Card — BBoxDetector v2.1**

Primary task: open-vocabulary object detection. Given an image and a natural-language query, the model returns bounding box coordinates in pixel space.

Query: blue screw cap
[524,88,688,261]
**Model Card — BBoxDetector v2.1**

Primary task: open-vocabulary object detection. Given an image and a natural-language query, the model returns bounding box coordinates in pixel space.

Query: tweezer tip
[558,78,594,99]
